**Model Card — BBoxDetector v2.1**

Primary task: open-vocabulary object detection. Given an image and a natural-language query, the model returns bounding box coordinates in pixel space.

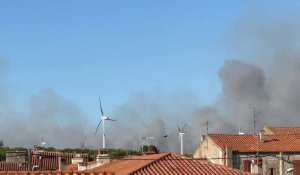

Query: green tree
[141,145,159,153]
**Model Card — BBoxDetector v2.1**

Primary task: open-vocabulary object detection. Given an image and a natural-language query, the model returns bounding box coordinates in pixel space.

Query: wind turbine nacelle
[101,116,108,120]
[179,132,186,135]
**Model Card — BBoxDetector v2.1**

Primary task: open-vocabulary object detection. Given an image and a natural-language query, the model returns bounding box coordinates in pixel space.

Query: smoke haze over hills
[1,7,300,154]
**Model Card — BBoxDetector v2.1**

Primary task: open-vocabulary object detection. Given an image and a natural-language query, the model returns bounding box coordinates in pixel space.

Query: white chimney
[259,130,265,142]
[71,154,83,164]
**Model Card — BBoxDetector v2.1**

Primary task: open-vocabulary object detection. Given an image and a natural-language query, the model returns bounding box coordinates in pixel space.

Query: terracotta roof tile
[2,152,254,174]
[0,151,89,171]
[129,153,253,175]
[0,162,28,171]
[86,153,252,175]
[91,153,167,175]
[0,170,113,175]
[266,126,300,135]
[30,151,88,170]
[209,134,300,153]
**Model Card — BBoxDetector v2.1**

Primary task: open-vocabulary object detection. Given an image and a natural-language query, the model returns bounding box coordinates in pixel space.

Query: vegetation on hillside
[0,143,159,161]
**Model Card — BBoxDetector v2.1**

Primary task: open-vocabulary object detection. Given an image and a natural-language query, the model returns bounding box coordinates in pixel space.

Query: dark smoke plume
[2,7,300,154]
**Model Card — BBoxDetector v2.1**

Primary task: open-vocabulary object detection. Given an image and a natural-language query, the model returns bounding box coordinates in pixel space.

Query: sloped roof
[30,150,88,170]
[264,126,300,135]
[129,153,254,175]
[0,162,28,171]
[0,150,88,171]
[2,153,254,175]
[0,170,112,175]
[89,153,253,175]
[209,134,300,153]
[91,153,166,175]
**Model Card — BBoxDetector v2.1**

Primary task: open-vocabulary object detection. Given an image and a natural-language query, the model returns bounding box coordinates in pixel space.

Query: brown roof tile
[0,162,28,171]
[209,134,300,153]
[0,151,89,171]
[88,153,253,175]
[91,153,167,175]
[2,152,254,175]
[265,126,300,135]
[0,170,113,175]
[129,153,253,175]
[30,151,88,170]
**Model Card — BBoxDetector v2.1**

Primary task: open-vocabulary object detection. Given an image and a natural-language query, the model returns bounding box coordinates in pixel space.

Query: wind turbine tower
[177,123,187,155]
[95,97,116,149]
[41,135,46,148]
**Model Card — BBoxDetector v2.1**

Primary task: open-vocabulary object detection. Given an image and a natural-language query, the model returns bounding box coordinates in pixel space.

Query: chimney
[5,151,26,163]
[279,152,284,175]
[225,146,233,168]
[259,130,265,142]
[96,149,110,165]
[71,154,84,164]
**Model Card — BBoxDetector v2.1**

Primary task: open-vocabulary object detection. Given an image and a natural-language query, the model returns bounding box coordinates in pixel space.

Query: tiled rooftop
[129,153,254,175]
[0,170,113,175]
[1,153,254,175]
[0,150,89,171]
[90,153,166,175]
[30,150,88,170]
[209,134,300,153]
[264,126,300,135]
[0,162,28,171]
[86,153,253,175]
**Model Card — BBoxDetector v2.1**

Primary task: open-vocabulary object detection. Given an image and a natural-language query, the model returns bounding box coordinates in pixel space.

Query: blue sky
[0,1,297,123]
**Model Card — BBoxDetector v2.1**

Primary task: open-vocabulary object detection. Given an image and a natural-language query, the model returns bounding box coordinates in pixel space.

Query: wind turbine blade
[177,124,181,132]
[94,120,103,135]
[182,123,187,132]
[99,97,104,116]
[107,118,116,121]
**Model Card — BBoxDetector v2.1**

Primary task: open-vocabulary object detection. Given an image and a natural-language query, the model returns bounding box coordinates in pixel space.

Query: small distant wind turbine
[41,135,46,148]
[95,97,116,149]
[177,123,187,155]
[141,133,155,141]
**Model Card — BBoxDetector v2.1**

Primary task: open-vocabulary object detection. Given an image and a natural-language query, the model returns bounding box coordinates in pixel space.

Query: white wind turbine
[177,123,187,155]
[41,135,46,148]
[94,97,116,149]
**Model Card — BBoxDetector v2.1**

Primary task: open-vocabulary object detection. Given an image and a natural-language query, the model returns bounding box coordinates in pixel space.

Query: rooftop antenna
[94,97,116,149]
[177,123,187,155]
[206,121,209,135]
[253,107,256,134]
